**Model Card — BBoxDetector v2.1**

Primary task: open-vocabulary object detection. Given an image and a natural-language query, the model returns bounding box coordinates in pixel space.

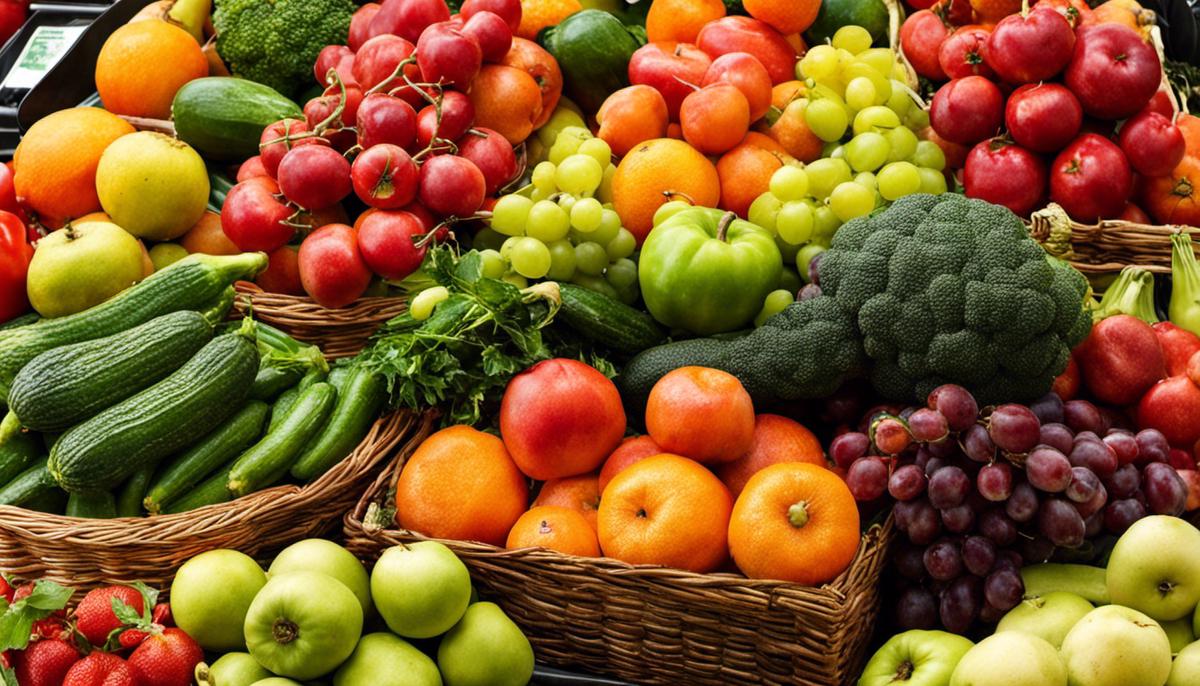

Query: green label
[2,25,87,91]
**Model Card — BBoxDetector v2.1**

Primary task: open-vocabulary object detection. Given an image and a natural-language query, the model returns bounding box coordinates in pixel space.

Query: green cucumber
[538,10,645,114]
[0,431,41,486]
[173,78,304,160]
[0,458,55,506]
[24,488,66,514]
[228,383,336,496]
[327,366,352,391]
[208,169,236,212]
[164,462,234,514]
[557,282,666,353]
[143,401,269,514]
[252,323,328,401]
[0,313,37,331]
[115,467,154,518]
[291,368,386,481]
[66,490,117,519]
[250,367,303,401]
[0,253,266,404]
[268,367,328,432]
[1020,563,1110,605]
[49,331,260,492]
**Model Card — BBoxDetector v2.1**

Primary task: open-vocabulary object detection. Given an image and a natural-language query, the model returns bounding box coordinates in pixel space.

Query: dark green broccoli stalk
[213,0,356,99]
[1092,266,1158,324]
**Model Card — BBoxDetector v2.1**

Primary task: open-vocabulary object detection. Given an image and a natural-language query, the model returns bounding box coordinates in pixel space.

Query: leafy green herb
[0,580,72,651]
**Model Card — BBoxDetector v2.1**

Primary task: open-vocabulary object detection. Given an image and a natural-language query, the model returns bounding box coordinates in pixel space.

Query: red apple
[356,210,427,281]
[314,45,353,86]
[1065,23,1162,121]
[930,76,1004,145]
[297,224,373,308]
[356,93,418,150]
[1053,353,1081,401]
[461,10,512,63]
[352,35,418,92]
[415,90,474,148]
[900,10,950,81]
[351,144,419,209]
[1075,314,1166,406]
[985,6,1075,83]
[256,246,303,295]
[938,27,994,80]
[461,0,521,33]
[1118,111,1186,178]
[628,42,711,120]
[702,52,772,122]
[1050,134,1133,221]
[1005,83,1083,153]
[964,138,1047,217]
[368,0,451,43]
[349,3,380,51]
[1140,88,1175,119]
[457,127,518,196]
[417,155,486,217]
[220,178,295,252]
[1119,202,1152,223]
[1153,322,1200,377]
[696,16,798,84]
[416,22,483,87]
[236,156,269,182]
[1139,376,1200,448]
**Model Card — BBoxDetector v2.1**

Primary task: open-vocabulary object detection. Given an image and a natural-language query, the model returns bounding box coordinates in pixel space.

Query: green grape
[912,140,946,171]
[812,205,841,241]
[796,244,826,283]
[805,158,852,200]
[556,154,604,196]
[598,164,617,204]
[877,161,922,201]
[532,161,557,193]
[832,26,874,55]
[536,107,587,148]
[557,193,577,212]
[570,197,604,232]
[409,286,450,321]
[844,76,877,112]
[547,127,591,164]
[754,289,796,327]
[830,181,876,222]
[918,167,948,195]
[853,106,901,136]
[854,171,878,191]
[490,194,532,236]
[501,272,528,288]
[805,98,849,142]
[578,137,613,167]
[479,249,507,279]
[884,126,919,163]
[776,232,803,263]
[779,265,802,293]
[526,200,570,242]
[653,199,693,226]
[799,44,839,80]
[828,145,846,159]
[574,242,608,276]
[859,48,897,77]
[588,209,621,245]
[472,229,506,252]
[844,132,890,172]
[546,239,577,281]
[776,201,814,245]
[905,108,930,131]
[842,62,891,105]
[886,83,913,118]
[822,141,843,158]
[606,228,636,260]
[510,237,552,279]
[748,192,783,234]
[500,235,522,261]
[530,187,552,202]
[891,61,911,82]
[572,273,620,299]
[769,165,809,202]
[605,258,638,290]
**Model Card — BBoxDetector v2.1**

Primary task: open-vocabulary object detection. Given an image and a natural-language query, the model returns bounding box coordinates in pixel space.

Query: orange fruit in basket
[499,38,563,129]
[645,366,755,464]
[740,131,790,156]
[771,80,805,110]
[468,64,544,145]
[714,414,825,498]
[533,474,601,531]
[716,142,787,218]
[728,462,860,584]
[507,505,600,556]
[597,435,661,494]
[517,0,582,40]
[612,138,720,243]
[395,425,530,547]
[759,99,823,163]
[680,83,750,156]
[743,0,820,35]
[180,211,238,256]
[969,0,1022,23]
[597,453,733,573]
[646,0,726,44]
[597,86,669,158]
[95,20,207,120]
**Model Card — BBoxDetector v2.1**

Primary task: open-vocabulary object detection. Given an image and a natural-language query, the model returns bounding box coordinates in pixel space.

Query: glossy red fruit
[369,0,450,42]
[221,178,295,252]
[417,155,486,217]
[1050,134,1134,222]
[314,45,353,86]
[302,95,357,152]
[457,127,518,195]
[15,639,79,686]
[1077,314,1166,405]
[417,22,483,87]
[259,119,325,178]
[256,245,303,295]
[1119,202,1152,223]
[964,139,1047,217]
[298,224,373,308]
[1005,83,1083,153]
[357,93,418,150]
[236,156,269,182]
[628,41,711,120]
[332,53,359,90]
[348,3,380,51]
[696,16,798,84]
[401,202,436,232]
[985,6,1075,83]
[352,35,419,92]
[351,144,420,209]
[276,146,352,210]
[938,27,994,80]
[1153,322,1200,377]
[900,10,950,81]
[75,586,144,648]
[312,84,365,128]
[1119,111,1186,178]
[62,652,135,686]
[1065,24,1162,120]
[1140,89,1175,119]
[462,11,512,63]
[356,210,428,280]
[127,628,203,686]
[415,90,475,148]
[930,76,1004,145]
[461,0,521,32]
[1140,376,1200,449]
[701,52,772,122]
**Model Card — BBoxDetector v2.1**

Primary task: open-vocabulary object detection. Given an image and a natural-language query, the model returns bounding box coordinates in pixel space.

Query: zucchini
[228,383,336,497]
[49,331,260,492]
[164,462,234,514]
[0,458,55,506]
[0,431,41,485]
[250,367,303,401]
[144,401,269,514]
[0,253,267,403]
[557,282,666,353]
[3,311,214,437]
[269,367,327,432]
[291,368,386,481]
[116,467,154,517]
[66,490,117,519]
[0,313,37,332]
[251,323,328,401]
[24,488,66,514]
[173,78,304,160]
[327,366,352,391]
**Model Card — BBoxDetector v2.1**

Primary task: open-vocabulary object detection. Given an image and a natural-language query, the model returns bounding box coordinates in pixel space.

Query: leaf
[454,250,483,284]
[22,581,71,613]
[0,665,17,686]
[0,614,35,652]
[110,597,144,627]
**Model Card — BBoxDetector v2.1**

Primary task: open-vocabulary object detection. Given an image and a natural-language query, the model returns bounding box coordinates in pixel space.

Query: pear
[438,602,534,686]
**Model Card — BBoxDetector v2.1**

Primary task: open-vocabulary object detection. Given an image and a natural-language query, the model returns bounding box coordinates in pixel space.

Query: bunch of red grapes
[833,384,1190,634]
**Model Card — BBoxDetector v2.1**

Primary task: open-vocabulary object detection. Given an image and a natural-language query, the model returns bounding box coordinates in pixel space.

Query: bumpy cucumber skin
[163,462,235,514]
[290,368,385,481]
[66,490,117,519]
[227,382,336,497]
[0,430,41,486]
[558,282,666,354]
[0,458,55,506]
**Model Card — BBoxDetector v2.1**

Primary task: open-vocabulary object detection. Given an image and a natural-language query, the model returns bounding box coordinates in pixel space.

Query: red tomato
[0,210,33,323]
[297,224,373,308]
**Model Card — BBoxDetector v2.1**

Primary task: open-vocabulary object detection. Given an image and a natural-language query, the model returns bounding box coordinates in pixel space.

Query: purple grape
[1074,431,1101,443]
[889,464,927,501]
[929,466,970,509]
[940,576,982,635]
[908,500,941,545]
[894,544,927,581]
[1005,482,1039,523]
[924,539,964,581]
[941,505,976,533]
[1073,482,1108,519]
[847,457,889,501]
[1021,536,1056,564]
[1143,462,1188,516]
[1103,498,1146,534]
[1029,392,1065,425]
[924,456,949,477]
[1068,439,1118,477]
[897,586,938,630]
[1037,498,1086,548]
[979,509,1018,546]
[926,439,960,458]
[807,251,823,285]
[797,283,822,301]
[1104,463,1141,498]
[929,384,979,432]
[962,536,997,577]
[962,423,996,463]
[1064,400,1104,435]
[1026,446,1073,492]
[1135,429,1171,465]
[909,408,951,443]
[988,404,1041,453]
[993,549,1023,574]
[1039,424,1075,454]
[983,569,1024,611]
[1085,510,1103,537]
[977,463,1013,502]
[893,499,919,531]
[1103,431,1139,465]
[830,432,870,470]
[1066,467,1101,503]
[979,601,1006,624]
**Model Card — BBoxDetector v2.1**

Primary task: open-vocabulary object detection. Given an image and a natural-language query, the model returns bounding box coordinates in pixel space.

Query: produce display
[3,0,1200,683]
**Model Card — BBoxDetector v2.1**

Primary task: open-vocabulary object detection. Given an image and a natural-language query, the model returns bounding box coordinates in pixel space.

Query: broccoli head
[214,0,356,98]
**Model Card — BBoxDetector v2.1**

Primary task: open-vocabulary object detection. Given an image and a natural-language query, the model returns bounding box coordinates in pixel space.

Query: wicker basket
[1028,202,1198,275]
[343,416,894,686]
[0,411,418,591]
[232,282,407,359]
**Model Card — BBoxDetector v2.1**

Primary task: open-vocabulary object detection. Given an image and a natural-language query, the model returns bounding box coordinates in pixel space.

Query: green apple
[1169,641,1200,686]
[371,542,470,639]
[333,632,441,686]
[148,243,188,271]
[996,592,1093,648]
[196,652,272,686]
[949,632,1066,686]
[1162,618,1195,655]
[1061,605,1172,686]
[249,680,303,686]
[269,539,372,617]
[438,602,533,686]
[858,630,973,686]
[1107,515,1200,621]
[26,221,143,318]
[172,549,267,651]
[245,571,363,680]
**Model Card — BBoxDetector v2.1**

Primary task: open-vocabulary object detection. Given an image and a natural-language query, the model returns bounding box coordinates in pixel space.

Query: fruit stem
[116,115,176,136]
[272,618,299,645]
[366,54,420,96]
[895,661,914,680]
[716,212,736,242]
[787,501,810,528]
[661,190,696,205]
[313,70,348,136]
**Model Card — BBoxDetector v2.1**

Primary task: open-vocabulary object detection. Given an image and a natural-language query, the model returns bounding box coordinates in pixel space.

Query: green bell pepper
[638,208,782,335]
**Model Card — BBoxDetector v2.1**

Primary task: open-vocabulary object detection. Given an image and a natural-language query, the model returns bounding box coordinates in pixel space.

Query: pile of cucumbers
[0,252,386,518]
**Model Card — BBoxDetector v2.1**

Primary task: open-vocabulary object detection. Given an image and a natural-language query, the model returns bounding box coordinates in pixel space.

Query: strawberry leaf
[109,598,142,628]
[0,664,16,686]
[0,581,72,651]
[21,581,71,612]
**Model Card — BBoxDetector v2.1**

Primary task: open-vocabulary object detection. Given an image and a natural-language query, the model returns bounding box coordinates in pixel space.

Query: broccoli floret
[214,0,355,98]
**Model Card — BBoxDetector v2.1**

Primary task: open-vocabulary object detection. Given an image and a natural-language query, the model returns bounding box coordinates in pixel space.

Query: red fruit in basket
[461,11,513,63]
[417,155,486,217]
[964,138,1047,217]
[628,41,712,120]
[348,3,379,51]
[1119,111,1186,178]
[75,586,144,648]
[352,35,418,92]
[1139,376,1200,449]
[1119,202,1152,223]
[500,358,627,480]
[256,245,303,295]
[938,27,994,80]
[1065,24,1161,121]
[1005,83,1083,153]
[62,652,135,686]
[900,10,950,81]
[1153,322,1200,377]
[701,52,772,123]
[259,118,324,178]
[15,638,79,686]
[220,178,295,252]
[1076,314,1166,406]
[985,6,1075,83]
[930,76,1004,145]
[1140,88,1175,119]
[370,0,451,43]
[461,0,521,32]
[276,145,352,210]
[415,91,475,148]
[457,127,518,196]
[126,628,202,686]
[647,366,755,464]
[236,156,269,182]
[597,435,661,494]
[696,16,798,84]
[356,210,428,281]
[417,22,482,88]
[307,85,364,129]
[357,93,418,151]
[314,45,353,86]
[351,144,419,209]
[1050,134,1133,222]
[298,224,373,308]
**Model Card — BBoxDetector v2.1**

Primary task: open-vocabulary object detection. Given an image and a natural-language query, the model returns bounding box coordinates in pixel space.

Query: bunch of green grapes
[473,127,640,304]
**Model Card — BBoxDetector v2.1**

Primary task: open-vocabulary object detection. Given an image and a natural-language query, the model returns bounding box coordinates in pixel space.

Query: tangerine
[507,505,600,556]
[646,0,725,44]
[612,138,720,243]
[743,0,821,35]
[95,20,207,119]
[717,142,786,218]
[533,474,601,531]
[517,0,581,40]
[597,85,669,157]
[645,366,756,464]
[715,414,825,497]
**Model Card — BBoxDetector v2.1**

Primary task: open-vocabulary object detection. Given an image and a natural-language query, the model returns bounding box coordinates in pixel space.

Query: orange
[645,366,756,464]
[969,0,1021,22]
[740,131,791,157]
[680,83,750,155]
[744,0,820,35]
[612,138,720,243]
[507,505,600,556]
[759,99,823,163]
[395,425,530,546]
[517,0,582,40]
[468,64,544,145]
[715,414,826,497]
[500,38,563,129]
[533,474,601,531]
[646,0,725,44]
[728,463,860,584]
[666,122,683,140]
[13,108,135,222]
[597,454,733,573]
[717,142,786,218]
[597,85,669,158]
[95,20,207,119]
[598,435,661,494]
[180,211,237,256]
[771,80,805,110]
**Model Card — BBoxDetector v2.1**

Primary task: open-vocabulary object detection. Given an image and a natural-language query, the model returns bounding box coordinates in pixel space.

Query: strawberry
[61,653,133,686]
[149,604,171,628]
[72,589,143,649]
[0,576,14,604]
[14,638,79,686]
[126,629,201,686]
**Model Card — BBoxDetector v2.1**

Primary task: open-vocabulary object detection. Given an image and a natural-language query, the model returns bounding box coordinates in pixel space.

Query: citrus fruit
[468,64,545,145]
[717,142,787,218]
[597,435,661,494]
[597,85,669,157]
[612,138,721,242]
[95,20,208,119]
[95,132,210,241]
[506,505,600,556]
[680,83,751,155]
[645,366,756,464]
[715,414,825,497]
[745,0,821,35]
[517,0,582,40]
[646,0,725,44]
[532,474,600,530]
